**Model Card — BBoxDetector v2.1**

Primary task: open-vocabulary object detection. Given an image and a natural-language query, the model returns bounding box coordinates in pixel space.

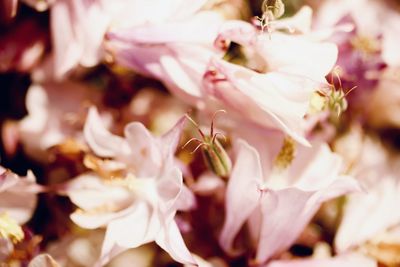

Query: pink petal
[108,12,222,45]
[159,115,186,159]
[255,32,338,82]
[156,167,184,215]
[219,139,263,254]
[97,202,151,266]
[155,219,197,266]
[205,59,316,146]
[84,107,129,158]
[123,122,161,177]
[255,177,361,263]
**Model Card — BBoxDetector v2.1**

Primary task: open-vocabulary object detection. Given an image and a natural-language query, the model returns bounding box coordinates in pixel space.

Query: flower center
[351,35,380,56]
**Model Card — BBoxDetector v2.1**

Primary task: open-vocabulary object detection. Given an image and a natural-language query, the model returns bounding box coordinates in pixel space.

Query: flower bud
[201,137,232,178]
[184,111,232,178]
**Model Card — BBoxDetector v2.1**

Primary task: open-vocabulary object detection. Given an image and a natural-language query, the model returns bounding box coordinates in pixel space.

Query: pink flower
[0,166,42,224]
[204,12,337,145]
[219,138,360,264]
[204,58,319,145]
[65,107,196,266]
[18,81,105,162]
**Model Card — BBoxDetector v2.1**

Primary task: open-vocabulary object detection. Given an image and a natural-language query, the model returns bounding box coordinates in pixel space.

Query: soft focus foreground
[1,0,400,266]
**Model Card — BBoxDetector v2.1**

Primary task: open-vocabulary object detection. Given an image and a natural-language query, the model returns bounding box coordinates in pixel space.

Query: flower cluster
[1,0,400,266]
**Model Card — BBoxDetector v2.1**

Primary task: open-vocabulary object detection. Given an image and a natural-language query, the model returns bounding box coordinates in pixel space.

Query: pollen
[105,173,138,191]
[308,92,327,115]
[351,35,380,56]
[0,213,24,244]
[274,137,296,170]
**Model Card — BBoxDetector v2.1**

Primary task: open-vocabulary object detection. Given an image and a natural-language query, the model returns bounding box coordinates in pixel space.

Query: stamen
[0,213,24,244]
[274,137,296,171]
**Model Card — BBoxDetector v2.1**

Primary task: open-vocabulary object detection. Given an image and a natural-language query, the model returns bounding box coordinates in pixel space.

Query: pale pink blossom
[204,11,337,145]
[65,107,196,266]
[0,166,42,224]
[219,138,360,264]
[18,81,106,162]
[204,58,320,145]
[215,8,338,82]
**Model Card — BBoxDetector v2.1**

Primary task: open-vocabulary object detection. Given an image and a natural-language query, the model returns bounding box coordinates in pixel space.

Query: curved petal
[97,202,151,266]
[158,115,186,167]
[219,139,263,254]
[205,59,315,145]
[66,173,134,212]
[256,32,338,82]
[84,107,129,158]
[108,12,222,45]
[123,122,161,176]
[156,219,197,266]
[255,177,360,263]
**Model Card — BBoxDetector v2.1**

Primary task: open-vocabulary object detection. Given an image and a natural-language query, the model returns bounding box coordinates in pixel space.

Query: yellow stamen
[351,35,380,56]
[0,213,24,244]
[274,137,296,170]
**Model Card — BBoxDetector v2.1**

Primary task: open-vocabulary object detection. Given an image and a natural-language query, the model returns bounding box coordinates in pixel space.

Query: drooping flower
[64,107,196,266]
[219,137,360,264]
[204,8,338,145]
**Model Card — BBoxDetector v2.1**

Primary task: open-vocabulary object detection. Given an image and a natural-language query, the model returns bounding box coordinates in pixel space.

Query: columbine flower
[204,8,338,145]
[64,107,196,266]
[204,58,320,146]
[219,137,360,264]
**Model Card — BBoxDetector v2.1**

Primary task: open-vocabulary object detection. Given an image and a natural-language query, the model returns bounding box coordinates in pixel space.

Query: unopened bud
[201,137,232,178]
[183,111,232,178]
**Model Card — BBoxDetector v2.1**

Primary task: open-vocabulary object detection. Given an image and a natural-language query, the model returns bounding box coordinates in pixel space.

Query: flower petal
[255,176,361,263]
[219,139,263,254]
[84,107,129,158]
[155,219,196,266]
